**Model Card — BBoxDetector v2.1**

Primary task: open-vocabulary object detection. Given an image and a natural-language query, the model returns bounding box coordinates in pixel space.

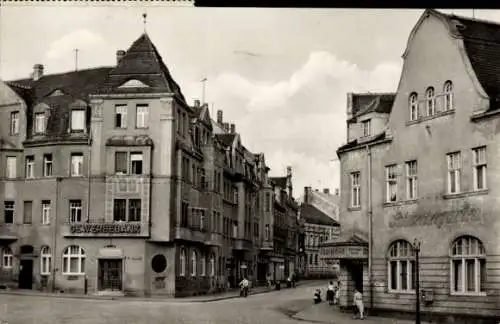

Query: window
[315,254,318,265]
[473,147,487,190]
[426,87,435,116]
[447,152,461,194]
[70,153,83,176]
[385,165,398,203]
[4,201,14,224]
[10,111,19,135]
[34,112,46,134]
[265,224,270,240]
[62,245,86,275]
[191,251,197,276]
[350,172,361,207]
[130,153,143,175]
[180,248,186,276]
[43,154,53,177]
[181,201,189,227]
[71,110,85,131]
[406,161,418,200]
[69,200,82,223]
[210,254,215,277]
[388,240,415,292]
[362,119,371,137]
[6,156,16,179]
[25,156,35,178]
[115,105,127,128]
[42,200,51,225]
[200,209,205,230]
[113,199,126,222]
[23,201,32,224]
[115,152,128,174]
[40,246,51,275]
[233,221,238,238]
[129,199,142,222]
[136,104,149,128]
[265,193,271,212]
[2,247,12,269]
[409,93,418,121]
[443,81,454,111]
[451,236,486,294]
[201,254,206,276]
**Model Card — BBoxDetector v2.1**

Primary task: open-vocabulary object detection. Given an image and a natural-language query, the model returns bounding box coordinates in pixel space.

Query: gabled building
[0,31,289,297]
[336,9,500,322]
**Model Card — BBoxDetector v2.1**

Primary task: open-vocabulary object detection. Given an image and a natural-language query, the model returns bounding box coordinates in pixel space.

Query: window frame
[472,146,487,191]
[62,245,86,275]
[34,112,46,134]
[350,172,361,207]
[447,152,461,194]
[450,236,486,296]
[6,156,17,179]
[387,240,416,293]
[409,93,418,121]
[385,164,398,203]
[40,246,52,275]
[10,111,20,135]
[2,247,13,269]
[4,201,15,224]
[362,119,371,137]
[43,154,53,177]
[200,254,206,277]
[426,87,435,116]
[209,254,215,277]
[443,81,454,111]
[135,104,149,129]
[70,109,86,132]
[405,160,418,200]
[41,200,51,225]
[69,200,83,223]
[70,153,84,177]
[191,250,197,277]
[25,155,35,179]
[180,248,186,277]
[114,104,128,129]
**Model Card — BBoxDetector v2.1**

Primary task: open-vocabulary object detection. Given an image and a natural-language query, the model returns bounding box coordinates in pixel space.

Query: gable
[49,89,65,97]
[118,79,149,89]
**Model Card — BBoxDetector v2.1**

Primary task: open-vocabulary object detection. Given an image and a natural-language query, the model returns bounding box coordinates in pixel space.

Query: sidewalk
[292,302,431,324]
[0,281,309,303]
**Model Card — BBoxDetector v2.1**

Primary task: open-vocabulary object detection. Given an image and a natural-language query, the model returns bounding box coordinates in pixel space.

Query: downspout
[87,134,92,223]
[366,144,373,310]
[52,177,62,292]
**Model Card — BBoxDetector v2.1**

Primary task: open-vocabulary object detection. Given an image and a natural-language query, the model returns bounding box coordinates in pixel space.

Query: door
[98,259,122,291]
[18,259,33,289]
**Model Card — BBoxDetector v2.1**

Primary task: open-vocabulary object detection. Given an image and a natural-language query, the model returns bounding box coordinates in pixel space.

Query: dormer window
[426,87,435,116]
[71,109,85,132]
[443,81,454,111]
[362,119,371,137]
[409,93,418,121]
[34,112,46,134]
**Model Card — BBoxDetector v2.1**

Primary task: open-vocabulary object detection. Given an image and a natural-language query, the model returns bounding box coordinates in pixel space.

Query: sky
[1,6,498,198]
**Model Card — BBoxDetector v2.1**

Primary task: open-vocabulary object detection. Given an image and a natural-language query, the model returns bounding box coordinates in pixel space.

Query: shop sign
[70,223,141,234]
[332,246,368,259]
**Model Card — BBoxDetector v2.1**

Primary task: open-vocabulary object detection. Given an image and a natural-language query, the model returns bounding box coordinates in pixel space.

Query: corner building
[336,9,500,322]
[0,32,288,297]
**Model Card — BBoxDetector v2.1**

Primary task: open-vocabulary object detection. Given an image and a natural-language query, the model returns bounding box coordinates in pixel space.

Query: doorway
[98,259,122,291]
[18,259,33,289]
[350,261,363,292]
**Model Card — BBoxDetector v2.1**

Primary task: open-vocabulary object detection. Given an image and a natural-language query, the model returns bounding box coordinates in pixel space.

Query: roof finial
[142,12,148,33]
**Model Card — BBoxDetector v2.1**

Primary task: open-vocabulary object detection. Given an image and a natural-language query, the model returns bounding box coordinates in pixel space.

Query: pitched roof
[301,203,339,227]
[349,93,395,121]
[215,133,236,147]
[337,131,387,153]
[430,9,500,101]
[270,176,287,188]
[96,33,185,100]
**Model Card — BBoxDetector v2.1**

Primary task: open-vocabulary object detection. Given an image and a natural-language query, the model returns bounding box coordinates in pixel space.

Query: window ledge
[383,200,418,207]
[406,109,455,126]
[388,290,415,295]
[443,189,489,200]
[347,206,361,211]
[450,291,487,297]
[62,273,85,276]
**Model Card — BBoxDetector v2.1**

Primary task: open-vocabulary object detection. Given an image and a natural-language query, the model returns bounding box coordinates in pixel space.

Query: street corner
[274,297,317,319]
[290,301,335,323]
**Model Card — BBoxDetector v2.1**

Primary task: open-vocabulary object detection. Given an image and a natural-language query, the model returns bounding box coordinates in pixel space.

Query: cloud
[45,29,106,60]
[183,51,401,197]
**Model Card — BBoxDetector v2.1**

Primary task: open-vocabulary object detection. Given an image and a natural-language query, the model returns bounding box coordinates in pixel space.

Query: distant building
[299,187,340,279]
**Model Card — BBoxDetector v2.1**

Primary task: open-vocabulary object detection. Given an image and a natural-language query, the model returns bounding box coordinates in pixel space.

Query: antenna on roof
[74,48,79,72]
[142,12,148,33]
[201,77,208,104]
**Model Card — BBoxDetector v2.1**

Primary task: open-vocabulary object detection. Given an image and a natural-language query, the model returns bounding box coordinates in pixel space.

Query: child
[313,289,322,304]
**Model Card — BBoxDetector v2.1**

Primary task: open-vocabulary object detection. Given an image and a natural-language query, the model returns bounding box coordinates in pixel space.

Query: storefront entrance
[98,259,122,291]
[18,245,35,290]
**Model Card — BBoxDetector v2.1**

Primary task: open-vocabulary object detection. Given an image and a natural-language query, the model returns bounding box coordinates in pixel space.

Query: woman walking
[326,281,335,305]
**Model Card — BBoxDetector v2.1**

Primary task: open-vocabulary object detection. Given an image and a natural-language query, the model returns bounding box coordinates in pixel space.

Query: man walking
[239,277,249,297]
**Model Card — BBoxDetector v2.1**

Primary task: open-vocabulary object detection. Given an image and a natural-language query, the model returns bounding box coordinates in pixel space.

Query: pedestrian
[266,272,272,288]
[313,288,322,304]
[353,288,364,320]
[326,281,335,305]
[333,281,340,305]
[239,277,249,297]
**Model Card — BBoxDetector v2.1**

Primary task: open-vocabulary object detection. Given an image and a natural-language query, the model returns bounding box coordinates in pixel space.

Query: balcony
[108,174,150,194]
[260,240,273,251]
[232,238,253,251]
[62,221,148,238]
[205,233,223,247]
[173,226,206,244]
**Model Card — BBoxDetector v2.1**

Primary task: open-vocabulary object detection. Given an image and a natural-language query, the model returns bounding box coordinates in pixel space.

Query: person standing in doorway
[353,288,364,320]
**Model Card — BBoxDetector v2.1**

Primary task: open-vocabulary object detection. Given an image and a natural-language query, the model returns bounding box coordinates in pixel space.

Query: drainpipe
[52,177,62,292]
[366,144,373,310]
[87,134,92,223]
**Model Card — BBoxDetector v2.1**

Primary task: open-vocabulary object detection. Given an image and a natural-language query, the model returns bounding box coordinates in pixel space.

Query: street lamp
[413,238,421,324]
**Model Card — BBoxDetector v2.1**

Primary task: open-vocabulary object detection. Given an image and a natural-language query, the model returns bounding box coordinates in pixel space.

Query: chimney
[217,110,223,124]
[116,50,126,65]
[223,122,230,132]
[287,166,292,177]
[194,99,201,107]
[323,188,330,194]
[304,186,312,204]
[230,123,235,133]
[335,188,339,196]
[346,92,354,120]
[32,64,44,81]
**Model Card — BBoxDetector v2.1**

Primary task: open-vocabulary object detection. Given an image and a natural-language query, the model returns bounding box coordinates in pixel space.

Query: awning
[322,231,368,260]
[97,247,124,259]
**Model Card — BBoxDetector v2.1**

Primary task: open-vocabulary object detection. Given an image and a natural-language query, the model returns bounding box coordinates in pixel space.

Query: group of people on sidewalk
[314,280,365,320]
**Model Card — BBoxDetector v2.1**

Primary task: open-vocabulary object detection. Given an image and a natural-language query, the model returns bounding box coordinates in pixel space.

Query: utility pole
[74,49,79,72]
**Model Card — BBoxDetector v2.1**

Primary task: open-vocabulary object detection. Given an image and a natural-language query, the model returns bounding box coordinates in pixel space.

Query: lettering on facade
[70,223,141,234]
[331,246,368,259]
[389,202,484,229]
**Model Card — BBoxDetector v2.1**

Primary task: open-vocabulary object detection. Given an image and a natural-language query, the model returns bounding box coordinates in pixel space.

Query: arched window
[180,248,186,277]
[451,236,486,294]
[409,93,418,121]
[2,247,13,269]
[201,254,206,276]
[443,81,454,111]
[62,245,86,275]
[210,254,215,277]
[191,251,197,276]
[40,246,51,275]
[426,87,435,116]
[388,240,415,292]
